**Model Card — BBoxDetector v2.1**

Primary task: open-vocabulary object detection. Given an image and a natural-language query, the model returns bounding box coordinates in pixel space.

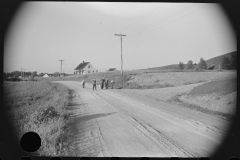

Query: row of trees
[3,71,65,79]
[178,60,199,70]
[179,54,237,70]
[3,71,38,78]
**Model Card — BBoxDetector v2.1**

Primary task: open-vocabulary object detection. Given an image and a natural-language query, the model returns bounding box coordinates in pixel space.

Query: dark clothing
[101,79,104,89]
[102,78,105,89]
[82,81,85,88]
[100,81,102,89]
[102,78,105,83]
[105,79,109,89]
[92,79,97,90]
[93,84,96,90]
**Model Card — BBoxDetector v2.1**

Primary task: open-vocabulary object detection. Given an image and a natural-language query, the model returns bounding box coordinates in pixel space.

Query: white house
[74,61,98,75]
[43,74,49,77]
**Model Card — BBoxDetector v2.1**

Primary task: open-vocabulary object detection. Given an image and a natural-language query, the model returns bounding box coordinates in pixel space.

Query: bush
[229,54,237,69]
[221,56,231,70]
[179,62,184,70]
[187,60,194,69]
[198,58,207,70]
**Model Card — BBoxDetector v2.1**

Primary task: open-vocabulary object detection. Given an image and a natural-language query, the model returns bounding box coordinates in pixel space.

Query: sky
[4,2,236,74]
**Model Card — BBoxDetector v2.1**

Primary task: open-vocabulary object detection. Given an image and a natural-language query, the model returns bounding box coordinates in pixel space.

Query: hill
[205,51,237,69]
[149,51,237,70]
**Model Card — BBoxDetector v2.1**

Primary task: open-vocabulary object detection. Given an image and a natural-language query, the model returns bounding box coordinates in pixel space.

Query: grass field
[36,70,236,90]
[3,81,72,156]
[4,69,236,156]
[179,76,237,116]
[188,77,237,96]
[127,71,236,89]
[113,70,237,117]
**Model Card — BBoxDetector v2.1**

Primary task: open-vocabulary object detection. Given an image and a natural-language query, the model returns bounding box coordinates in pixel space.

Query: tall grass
[3,81,72,156]
[35,69,236,90]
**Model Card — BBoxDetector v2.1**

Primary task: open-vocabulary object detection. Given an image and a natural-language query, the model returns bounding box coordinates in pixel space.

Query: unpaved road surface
[55,81,231,157]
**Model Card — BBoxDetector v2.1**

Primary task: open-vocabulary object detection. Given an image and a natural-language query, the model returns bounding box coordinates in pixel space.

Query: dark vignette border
[1,0,239,159]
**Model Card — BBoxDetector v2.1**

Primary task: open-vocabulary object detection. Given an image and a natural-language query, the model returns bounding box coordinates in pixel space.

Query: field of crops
[3,81,72,156]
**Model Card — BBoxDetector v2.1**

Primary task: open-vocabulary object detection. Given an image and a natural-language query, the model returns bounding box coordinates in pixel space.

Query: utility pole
[20,68,25,78]
[59,60,65,76]
[115,33,126,84]
[23,69,25,78]
[20,68,23,77]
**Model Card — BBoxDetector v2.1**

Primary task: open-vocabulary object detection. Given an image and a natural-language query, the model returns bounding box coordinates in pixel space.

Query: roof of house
[43,74,49,77]
[53,72,60,75]
[108,68,116,71]
[74,62,89,70]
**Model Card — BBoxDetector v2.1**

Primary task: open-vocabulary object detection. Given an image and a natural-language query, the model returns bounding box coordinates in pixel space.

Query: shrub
[198,58,207,70]
[229,54,237,69]
[221,56,231,70]
[187,60,194,69]
[179,62,184,70]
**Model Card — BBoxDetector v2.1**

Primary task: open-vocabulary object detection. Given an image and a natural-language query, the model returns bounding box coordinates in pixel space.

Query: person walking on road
[82,79,85,88]
[101,77,105,89]
[92,78,97,90]
[105,77,109,89]
[110,79,115,89]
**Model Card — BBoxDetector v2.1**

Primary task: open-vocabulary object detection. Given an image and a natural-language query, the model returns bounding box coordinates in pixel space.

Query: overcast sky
[4,2,236,74]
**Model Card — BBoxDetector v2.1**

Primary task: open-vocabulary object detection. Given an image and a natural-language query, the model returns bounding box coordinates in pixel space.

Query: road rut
[55,81,230,157]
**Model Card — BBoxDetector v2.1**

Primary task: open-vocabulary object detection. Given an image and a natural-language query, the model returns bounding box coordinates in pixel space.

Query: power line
[76,4,166,57]
[125,3,210,42]
[77,4,163,56]
[125,3,197,39]
[79,35,115,54]
[78,4,203,60]
[119,4,163,33]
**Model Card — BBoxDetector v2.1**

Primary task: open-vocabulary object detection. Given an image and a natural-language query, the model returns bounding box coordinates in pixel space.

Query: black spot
[20,132,41,152]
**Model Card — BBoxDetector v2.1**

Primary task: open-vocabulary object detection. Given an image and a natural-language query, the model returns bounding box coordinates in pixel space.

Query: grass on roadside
[3,81,72,156]
[188,78,237,96]
[35,70,236,90]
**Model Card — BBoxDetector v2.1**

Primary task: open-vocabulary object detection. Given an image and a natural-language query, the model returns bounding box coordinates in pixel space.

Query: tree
[221,56,231,70]
[229,54,237,69]
[32,71,37,77]
[198,58,207,70]
[38,73,44,77]
[11,71,21,77]
[187,60,194,69]
[179,62,184,70]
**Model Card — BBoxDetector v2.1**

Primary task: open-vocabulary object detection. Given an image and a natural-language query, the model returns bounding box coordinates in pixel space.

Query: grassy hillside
[179,77,237,117]
[205,51,237,69]
[188,77,237,96]
[149,51,237,70]
[36,70,236,90]
[3,81,72,156]
[149,64,197,70]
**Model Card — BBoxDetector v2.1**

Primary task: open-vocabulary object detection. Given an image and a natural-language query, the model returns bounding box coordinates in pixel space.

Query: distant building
[74,61,98,74]
[43,74,49,78]
[108,68,117,71]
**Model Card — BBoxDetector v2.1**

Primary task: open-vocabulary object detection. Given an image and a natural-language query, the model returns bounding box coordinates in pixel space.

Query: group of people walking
[82,77,115,90]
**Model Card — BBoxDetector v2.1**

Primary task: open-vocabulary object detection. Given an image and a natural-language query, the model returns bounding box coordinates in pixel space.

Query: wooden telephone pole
[59,60,65,76]
[115,33,126,84]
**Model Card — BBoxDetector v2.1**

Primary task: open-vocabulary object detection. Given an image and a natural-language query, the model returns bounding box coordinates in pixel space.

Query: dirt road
[55,81,231,157]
